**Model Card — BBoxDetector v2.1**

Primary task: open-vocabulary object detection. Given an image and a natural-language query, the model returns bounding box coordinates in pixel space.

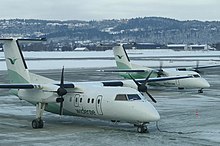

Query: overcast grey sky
[0,0,219,21]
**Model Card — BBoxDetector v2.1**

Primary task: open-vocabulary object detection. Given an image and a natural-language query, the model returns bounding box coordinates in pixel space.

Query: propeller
[56,67,67,115]
[157,61,164,77]
[128,71,157,103]
[194,61,201,73]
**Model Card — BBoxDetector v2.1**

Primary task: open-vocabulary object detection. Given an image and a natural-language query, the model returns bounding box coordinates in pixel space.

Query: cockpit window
[115,94,128,101]
[192,74,200,78]
[115,94,141,101]
[127,94,141,100]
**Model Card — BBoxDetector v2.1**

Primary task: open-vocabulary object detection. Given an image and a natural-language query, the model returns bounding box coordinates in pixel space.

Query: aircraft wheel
[144,127,149,133]
[38,119,44,128]
[32,119,44,129]
[137,126,145,133]
[32,119,39,129]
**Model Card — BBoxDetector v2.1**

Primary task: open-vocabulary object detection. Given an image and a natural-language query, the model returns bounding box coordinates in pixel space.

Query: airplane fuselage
[152,68,210,89]
[113,44,210,91]
[121,68,210,89]
[15,83,160,124]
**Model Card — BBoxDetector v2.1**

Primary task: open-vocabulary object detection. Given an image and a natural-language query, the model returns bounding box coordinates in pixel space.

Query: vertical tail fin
[113,44,132,69]
[1,38,30,83]
[0,38,46,83]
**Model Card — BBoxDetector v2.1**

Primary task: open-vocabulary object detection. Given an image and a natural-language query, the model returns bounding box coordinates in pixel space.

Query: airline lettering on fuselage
[76,108,96,115]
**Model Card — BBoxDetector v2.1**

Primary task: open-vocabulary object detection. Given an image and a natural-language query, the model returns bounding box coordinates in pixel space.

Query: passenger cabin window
[127,94,141,100]
[115,94,128,101]
[87,98,90,103]
[80,98,82,103]
[91,98,94,103]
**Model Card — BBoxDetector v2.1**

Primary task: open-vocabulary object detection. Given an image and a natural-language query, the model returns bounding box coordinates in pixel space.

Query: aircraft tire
[32,119,39,129]
[32,119,44,129]
[137,126,145,133]
[38,119,44,128]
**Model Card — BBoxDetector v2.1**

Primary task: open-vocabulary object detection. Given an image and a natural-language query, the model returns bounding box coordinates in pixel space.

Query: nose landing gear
[135,123,149,133]
[198,88,203,93]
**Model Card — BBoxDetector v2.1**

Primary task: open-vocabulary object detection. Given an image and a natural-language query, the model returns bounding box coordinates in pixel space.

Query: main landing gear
[135,123,148,133]
[32,103,46,129]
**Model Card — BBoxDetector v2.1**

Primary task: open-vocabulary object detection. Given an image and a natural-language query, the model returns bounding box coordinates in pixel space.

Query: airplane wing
[177,64,220,72]
[101,75,191,86]
[138,75,191,83]
[0,84,35,89]
[98,69,149,72]
[0,83,75,89]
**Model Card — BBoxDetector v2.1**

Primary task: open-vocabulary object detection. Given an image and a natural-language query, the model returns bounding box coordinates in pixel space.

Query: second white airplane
[102,44,210,93]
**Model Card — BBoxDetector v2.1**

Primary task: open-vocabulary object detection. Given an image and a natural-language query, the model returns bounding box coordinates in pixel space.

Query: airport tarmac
[0,68,220,146]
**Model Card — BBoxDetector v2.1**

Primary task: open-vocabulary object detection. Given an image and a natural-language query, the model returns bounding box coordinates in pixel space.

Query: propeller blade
[58,67,66,115]
[59,99,64,115]
[146,91,157,103]
[128,74,141,87]
[195,61,200,73]
[128,72,157,103]
[196,60,199,69]
[159,61,163,71]
[60,66,64,87]
[57,66,67,96]
[157,61,164,77]
[142,70,154,85]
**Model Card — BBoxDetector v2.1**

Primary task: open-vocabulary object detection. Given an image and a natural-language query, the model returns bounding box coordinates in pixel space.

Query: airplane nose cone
[139,102,160,122]
[201,79,210,88]
[204,81,210,88]
[148,108,160,121]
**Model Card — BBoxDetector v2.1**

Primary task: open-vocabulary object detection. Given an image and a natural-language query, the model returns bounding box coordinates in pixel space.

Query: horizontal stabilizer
[0,38,46,43]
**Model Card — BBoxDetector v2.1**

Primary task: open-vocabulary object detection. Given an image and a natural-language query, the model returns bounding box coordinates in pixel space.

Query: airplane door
[96,95,103,115]
[74,94,80,107]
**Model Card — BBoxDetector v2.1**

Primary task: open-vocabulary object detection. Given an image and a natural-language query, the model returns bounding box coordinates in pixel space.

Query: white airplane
[101,44,210,93]
[0,38,191,133]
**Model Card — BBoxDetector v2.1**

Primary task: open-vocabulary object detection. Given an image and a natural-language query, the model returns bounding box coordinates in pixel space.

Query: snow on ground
[0,70,220,146]
[0,63,220,145]
[0,50,220,70]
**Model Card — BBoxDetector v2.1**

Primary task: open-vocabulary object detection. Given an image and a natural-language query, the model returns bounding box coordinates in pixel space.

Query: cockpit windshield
[191,74,200,78]
[115,94,141,101]
[127,94,141,100]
